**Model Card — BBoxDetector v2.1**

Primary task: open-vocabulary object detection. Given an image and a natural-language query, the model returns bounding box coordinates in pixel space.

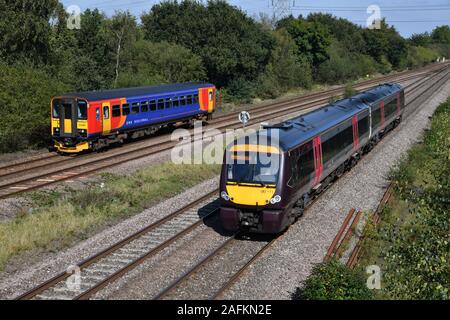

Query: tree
[431,25,450,44]
[106,11,139,88]
[362,19,407,69]
[409,32,433,47]
[306,13,366,54]
[281,18,331,69]
[0,0,59,64]
[117,40,206,87]
[141,0,274,90]
[256,28,312,98]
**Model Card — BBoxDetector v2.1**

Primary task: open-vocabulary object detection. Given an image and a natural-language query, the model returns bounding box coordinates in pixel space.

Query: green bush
[293,259,373,300]
[344,83,358,98]
[316,41,379,84]
[0,62,69,152]
[117,40,207,88]
[381,99,450,300]
[406,46,439,68]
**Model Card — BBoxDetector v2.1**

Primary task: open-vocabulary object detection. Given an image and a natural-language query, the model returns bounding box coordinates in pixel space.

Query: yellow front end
[226,182,276,206]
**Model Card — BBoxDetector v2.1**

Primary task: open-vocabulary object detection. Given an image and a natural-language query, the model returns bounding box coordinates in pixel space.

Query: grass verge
[358,98,450,299]
[0,162,220,271]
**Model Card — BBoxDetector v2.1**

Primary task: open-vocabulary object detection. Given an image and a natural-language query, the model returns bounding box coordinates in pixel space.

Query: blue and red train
[51,82,216,153]
[219,83,405,233]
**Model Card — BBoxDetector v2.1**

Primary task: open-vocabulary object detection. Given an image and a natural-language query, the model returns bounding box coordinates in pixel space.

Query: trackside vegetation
[0,162,220,270]
[358,99,450,300]
[1,0,450,152]
[292,259,373,300]
[295,99,449,300]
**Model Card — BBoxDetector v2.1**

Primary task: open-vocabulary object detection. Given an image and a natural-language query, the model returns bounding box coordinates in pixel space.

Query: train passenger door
[207,88,215,113]
[313,136,323,186]
[56,99,77,137]
[102,102,111,135]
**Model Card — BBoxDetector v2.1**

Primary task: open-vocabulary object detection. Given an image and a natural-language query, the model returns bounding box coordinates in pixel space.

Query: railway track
[326,65,450,268]
[155,66,450,300]
[16,190,220,300]
[0,69,431,183]
[0,65,444,200]
[0,65,438,178]
[15,65,450,300]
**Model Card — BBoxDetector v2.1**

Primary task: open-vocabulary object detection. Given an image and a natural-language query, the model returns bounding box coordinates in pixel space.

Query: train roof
[239,83,403,152]
[58,82,215,101]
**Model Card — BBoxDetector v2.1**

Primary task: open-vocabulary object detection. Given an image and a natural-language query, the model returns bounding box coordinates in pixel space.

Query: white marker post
[239,111,250,129]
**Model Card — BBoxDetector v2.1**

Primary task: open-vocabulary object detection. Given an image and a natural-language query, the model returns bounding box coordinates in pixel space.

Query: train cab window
[77,101,88,119]
[122,104,130,115]
[187,95,193,105]
[52,104,60,118]
[141,102,149,112]
[132,103,140,114]
[150,100,157,111]
[172,97,179,108]
[193,94,199,104]
[209,91,213,101]
[64,104,72,119]
[180,96,186,106]
[112,105,121,117]
[103,106,110,119]
[157,99,165,110]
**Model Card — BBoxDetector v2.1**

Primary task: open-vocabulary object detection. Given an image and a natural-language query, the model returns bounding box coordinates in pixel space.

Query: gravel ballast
[0,77,444,300]
[0,177,219,299]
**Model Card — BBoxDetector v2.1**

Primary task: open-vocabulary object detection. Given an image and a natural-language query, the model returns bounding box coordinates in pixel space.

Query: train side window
[96,108,100,121]
[180,96,186,106]
[141,101,149,112]
[385,99,396,118]
[122,104,130,116]
[209,91,213,101]
[77,101,88,120]
[358,116,369,137]
[172,97,179,108]
[322,124,353,164]
[149,100,156,111]
[103,106,110,119]
[165,98,172,109]
[193,94,199,104]
[372,107,381,127]
[112,105,121,117]
[187,95,193,105]
[132,102,140,114]
[157,99,165,110]
[298,147,315,184]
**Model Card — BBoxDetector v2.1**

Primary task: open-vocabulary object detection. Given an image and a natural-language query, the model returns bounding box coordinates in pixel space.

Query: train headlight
[270,195,281,204]
[221,191,230,201]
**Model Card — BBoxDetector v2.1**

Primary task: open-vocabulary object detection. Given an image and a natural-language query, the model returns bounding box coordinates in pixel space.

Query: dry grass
[0,162,220,270]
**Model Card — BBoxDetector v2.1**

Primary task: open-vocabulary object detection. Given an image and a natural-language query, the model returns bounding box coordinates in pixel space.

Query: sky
[60,0,450,37]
